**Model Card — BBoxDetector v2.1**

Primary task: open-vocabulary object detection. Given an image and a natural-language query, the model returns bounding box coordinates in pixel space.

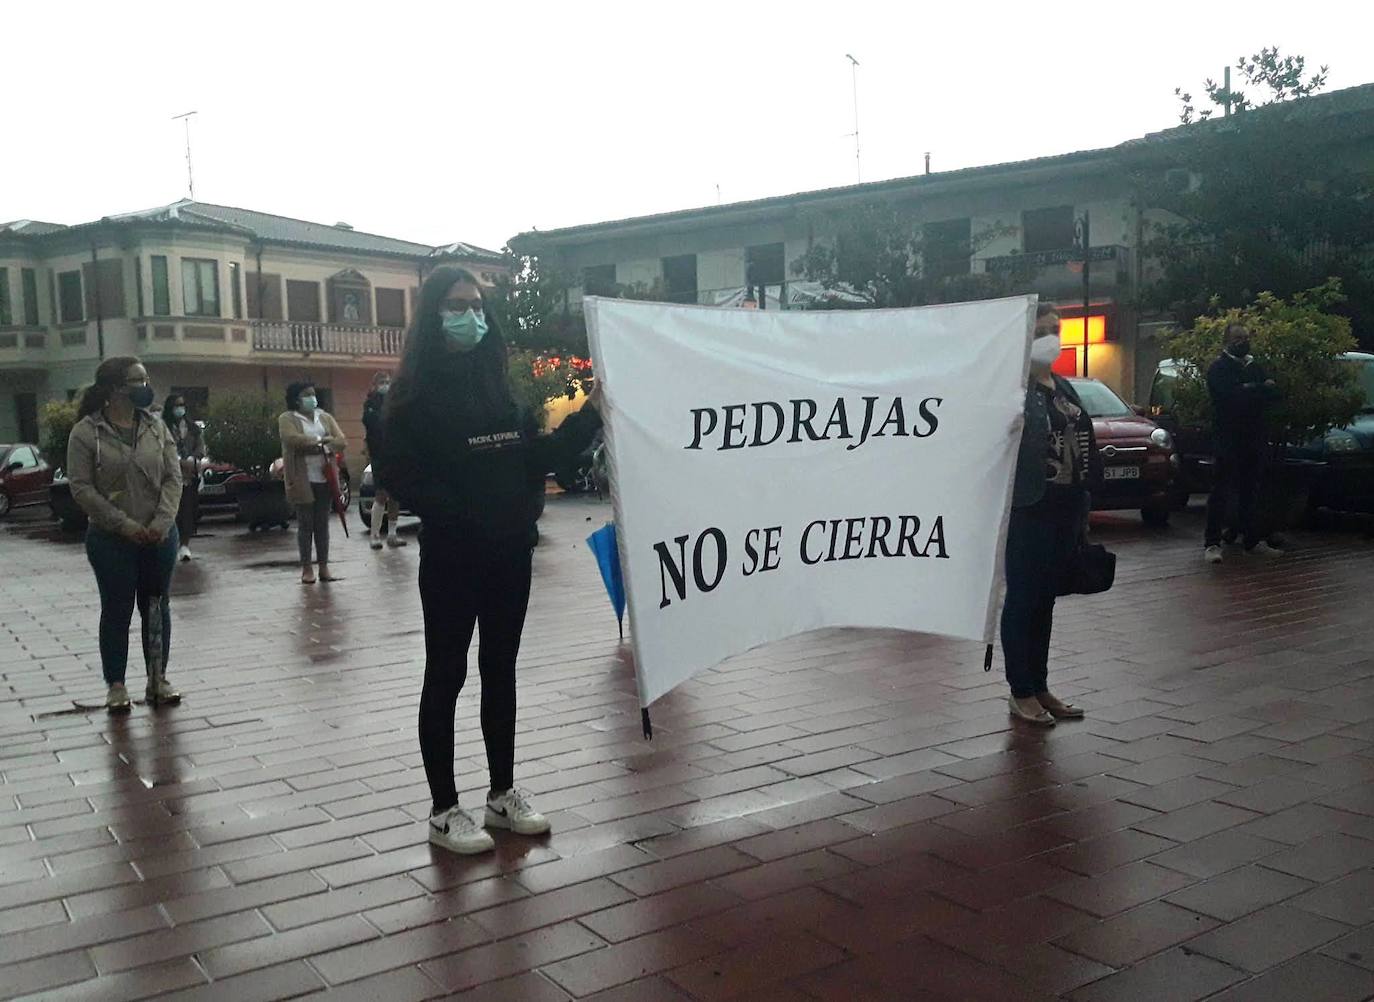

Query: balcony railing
[251,321,405,356]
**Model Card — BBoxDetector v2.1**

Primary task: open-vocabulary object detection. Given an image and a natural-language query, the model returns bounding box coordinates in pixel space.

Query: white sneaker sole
[484,807,550,836]
[428,826,495,855]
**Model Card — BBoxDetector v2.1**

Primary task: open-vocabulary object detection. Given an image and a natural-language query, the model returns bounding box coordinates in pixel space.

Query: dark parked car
[1068,378,1180,526]
[50,461,245,533]
[1149,352,1374,515]
[0,443,54,518]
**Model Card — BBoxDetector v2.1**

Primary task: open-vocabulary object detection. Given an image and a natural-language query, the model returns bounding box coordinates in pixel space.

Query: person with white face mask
[278,382,347,584]
[1002,304,1100,726]
[163,393,206,562]
[363,370,405,550]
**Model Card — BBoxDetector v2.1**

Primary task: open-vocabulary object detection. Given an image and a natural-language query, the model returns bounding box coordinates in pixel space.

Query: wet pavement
[3,496,1374,1000]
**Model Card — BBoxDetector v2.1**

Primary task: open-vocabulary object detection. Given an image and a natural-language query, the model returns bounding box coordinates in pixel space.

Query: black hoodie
[1206,351,1280,450]
[380,388,601,543]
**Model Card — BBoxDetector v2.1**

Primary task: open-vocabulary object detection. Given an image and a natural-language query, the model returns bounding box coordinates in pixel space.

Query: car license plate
[1104,466,1141,481]
[200,484,227,495]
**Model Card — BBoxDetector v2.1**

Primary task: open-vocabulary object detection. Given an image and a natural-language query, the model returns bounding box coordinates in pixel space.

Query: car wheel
[1141,505,1170,528]
[0,492,10,518]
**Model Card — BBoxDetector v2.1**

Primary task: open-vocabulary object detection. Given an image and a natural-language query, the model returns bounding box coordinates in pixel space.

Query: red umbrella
[322,446,350,537]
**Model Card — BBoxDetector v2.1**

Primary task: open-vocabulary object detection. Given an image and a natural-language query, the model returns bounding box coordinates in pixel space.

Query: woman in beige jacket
[67,356,184,711]
[278,381,346,584]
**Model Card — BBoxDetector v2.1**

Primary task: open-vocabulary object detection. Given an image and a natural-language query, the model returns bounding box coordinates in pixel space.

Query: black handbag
[1058,541,1116,596]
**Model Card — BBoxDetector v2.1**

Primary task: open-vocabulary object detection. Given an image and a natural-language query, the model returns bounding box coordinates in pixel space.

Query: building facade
[511,83,1374,405]
[0,201,504,472]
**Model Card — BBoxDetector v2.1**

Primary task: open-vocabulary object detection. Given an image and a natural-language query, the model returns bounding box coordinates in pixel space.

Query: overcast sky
[6,0,1369,252]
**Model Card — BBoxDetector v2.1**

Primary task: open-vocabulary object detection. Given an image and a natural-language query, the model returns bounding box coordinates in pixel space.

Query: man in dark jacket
[363,371,406,549]
[1204,323,1281,563]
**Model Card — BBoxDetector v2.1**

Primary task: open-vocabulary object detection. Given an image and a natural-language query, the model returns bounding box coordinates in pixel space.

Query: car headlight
[1324,430,1360,453]
[1149,427,1173,450]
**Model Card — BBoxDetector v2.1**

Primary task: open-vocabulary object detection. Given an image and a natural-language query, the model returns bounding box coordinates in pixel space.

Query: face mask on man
[1228,339,1251,358]
[298,395,318,412]
[172,406,186,420]
[1029,334,1061,371]
[128,384,155,409]
[441,308,489,351]
[376,383,390,395]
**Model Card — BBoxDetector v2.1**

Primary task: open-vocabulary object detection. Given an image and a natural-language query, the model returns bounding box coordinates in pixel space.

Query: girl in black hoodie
[380,265,601,855]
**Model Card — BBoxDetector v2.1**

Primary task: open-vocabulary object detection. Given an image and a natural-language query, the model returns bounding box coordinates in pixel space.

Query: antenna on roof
[172,111,198,200]
[845,54,861,183]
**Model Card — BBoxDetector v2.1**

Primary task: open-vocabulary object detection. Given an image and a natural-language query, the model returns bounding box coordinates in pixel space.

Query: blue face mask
[128,384,155,409]
[441,308,488,351]
[172,406,186,420]
[298,395,318,412]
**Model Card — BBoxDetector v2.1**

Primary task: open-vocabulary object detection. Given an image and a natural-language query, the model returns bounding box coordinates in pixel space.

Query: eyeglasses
[441,298,484,313]
[123,378,149,387]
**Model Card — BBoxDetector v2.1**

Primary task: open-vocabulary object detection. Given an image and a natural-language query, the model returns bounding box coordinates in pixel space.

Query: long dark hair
[77,356,142,419]
[387,265,512,424]
[162,392,185,431]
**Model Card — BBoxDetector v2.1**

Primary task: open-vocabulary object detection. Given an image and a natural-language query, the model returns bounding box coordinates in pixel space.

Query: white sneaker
[369,537,383,551]
[485,788,550,835]
[1204,545,1223,565]
[1248,541,1283,558]
[428,805,495,855]
[178,545,192,562]
[386,535,408,548]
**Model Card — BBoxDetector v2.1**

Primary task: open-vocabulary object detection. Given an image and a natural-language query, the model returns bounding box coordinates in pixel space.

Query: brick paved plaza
[4,496,1374,1000]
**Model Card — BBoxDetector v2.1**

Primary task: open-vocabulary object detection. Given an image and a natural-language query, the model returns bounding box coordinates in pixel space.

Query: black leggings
[417,525,533,814]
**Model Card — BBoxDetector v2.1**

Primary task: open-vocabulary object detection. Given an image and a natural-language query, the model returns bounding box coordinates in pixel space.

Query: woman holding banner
[381,265,602,855]
[1003,304,1099,726]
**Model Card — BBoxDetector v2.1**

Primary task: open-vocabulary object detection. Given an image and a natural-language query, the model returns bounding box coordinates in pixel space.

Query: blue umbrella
[585,522,626,638]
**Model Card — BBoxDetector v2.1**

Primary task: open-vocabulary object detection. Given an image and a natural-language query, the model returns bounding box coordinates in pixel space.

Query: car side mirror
[1130,405,1146,416]
[5,461,21,473]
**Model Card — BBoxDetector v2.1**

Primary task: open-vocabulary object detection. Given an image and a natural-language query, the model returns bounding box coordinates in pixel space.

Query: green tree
[1138,60,1374,342]
[487,250,590,358]
[790,200,1023,308]
[40,398,79,466]
[1162,281,1362,447]
[1175,47,1329,124]
[205,392,281,478]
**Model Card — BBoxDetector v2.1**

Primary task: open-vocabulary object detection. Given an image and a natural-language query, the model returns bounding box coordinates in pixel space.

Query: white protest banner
[585,295,1034,713]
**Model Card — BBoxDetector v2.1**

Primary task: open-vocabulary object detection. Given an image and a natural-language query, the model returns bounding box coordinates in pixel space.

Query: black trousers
[1206,447,1263,549]
[1002,495,1080,699]
[417,525,533,813]
[175,483,198,543]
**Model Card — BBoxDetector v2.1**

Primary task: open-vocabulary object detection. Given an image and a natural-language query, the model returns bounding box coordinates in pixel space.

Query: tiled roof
[431,240,505,261]
[5,200,502,262]
[515,81,1374,246]
[0,219,68,236]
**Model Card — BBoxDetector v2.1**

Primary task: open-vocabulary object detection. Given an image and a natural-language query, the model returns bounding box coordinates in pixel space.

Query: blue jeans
[85,526,178,685]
